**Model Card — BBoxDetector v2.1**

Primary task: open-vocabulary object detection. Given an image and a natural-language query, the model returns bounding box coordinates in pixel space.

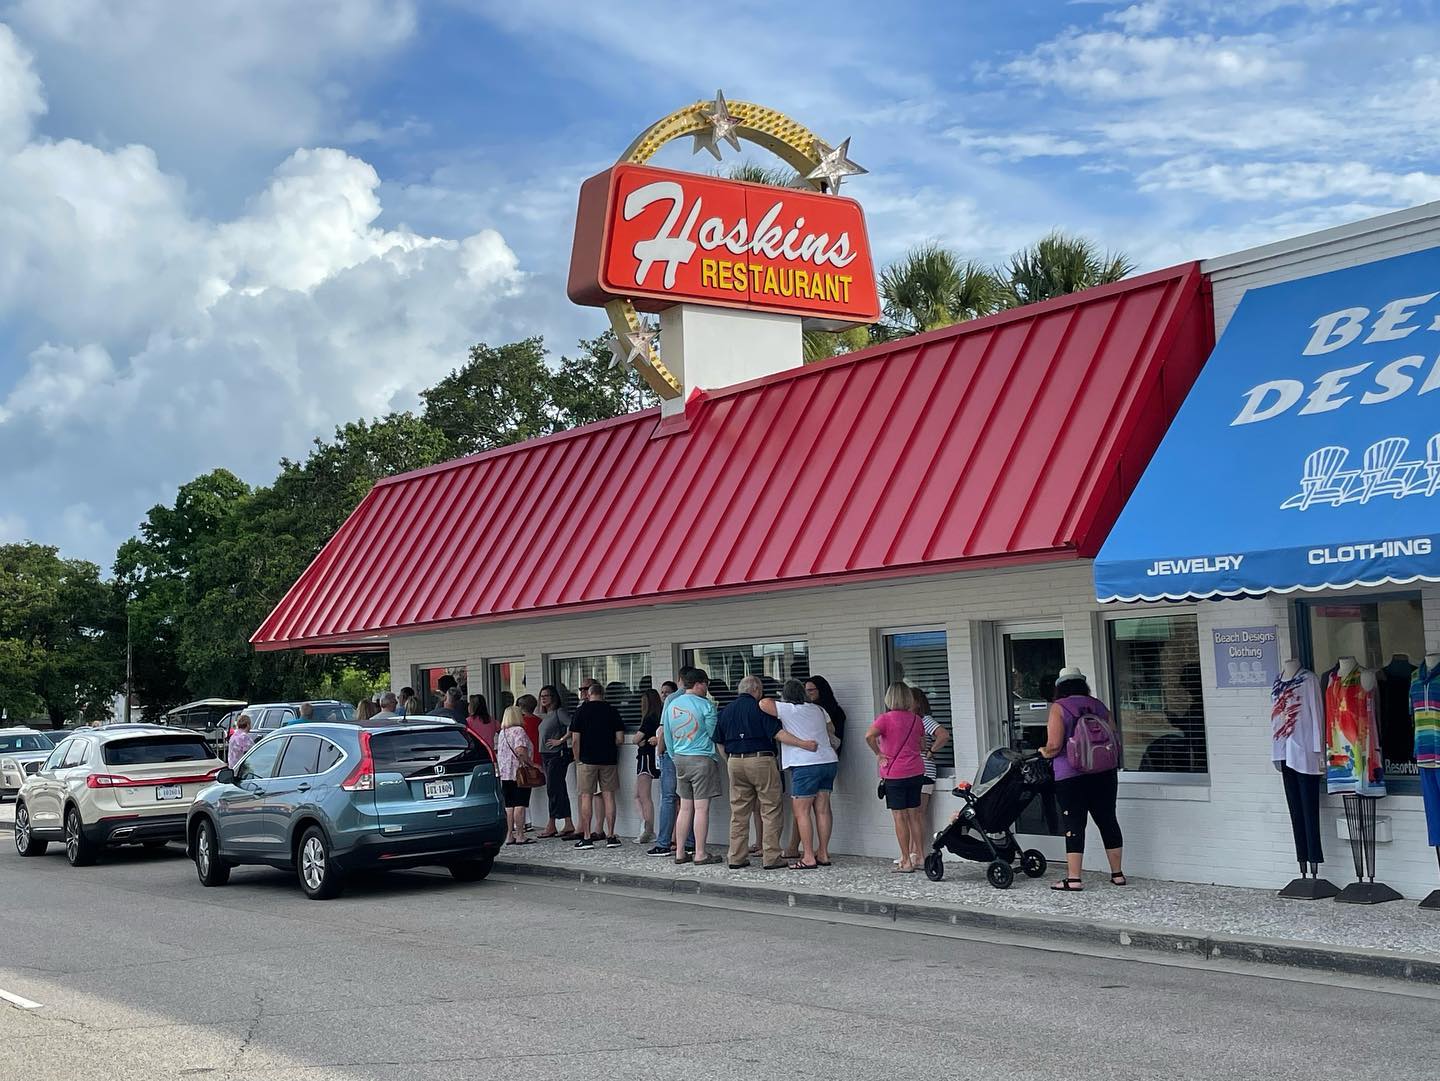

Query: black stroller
[924,747,1053,889]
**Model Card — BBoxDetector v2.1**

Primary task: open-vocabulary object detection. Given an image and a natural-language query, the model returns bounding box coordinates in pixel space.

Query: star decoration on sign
[610,325,657,369]
[806,136,867,194]
[690,90,742,161]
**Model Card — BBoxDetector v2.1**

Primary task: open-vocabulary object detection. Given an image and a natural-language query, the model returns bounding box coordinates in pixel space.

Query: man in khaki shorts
[570,682,625,849]
[660,669,722,864]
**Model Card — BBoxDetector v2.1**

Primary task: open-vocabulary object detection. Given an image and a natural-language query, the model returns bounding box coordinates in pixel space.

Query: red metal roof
[253,263,1212,650]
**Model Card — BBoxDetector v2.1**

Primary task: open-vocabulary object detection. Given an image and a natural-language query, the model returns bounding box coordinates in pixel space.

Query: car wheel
[448,856,494,883]
[65,806,96,867]
[193,819,231,887]
[13,803,48,857]
[297,826,343,900]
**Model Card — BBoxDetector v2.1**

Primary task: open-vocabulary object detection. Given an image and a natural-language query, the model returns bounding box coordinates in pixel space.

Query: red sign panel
[569,163,880,324]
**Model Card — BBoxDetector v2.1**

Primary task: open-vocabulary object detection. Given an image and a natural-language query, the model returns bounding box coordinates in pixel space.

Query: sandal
[536,831,559,839]
[692,855,716,866]
[1110,871,1128,886]
[1051,878,1084,891]
[674,853,693,865]
[889,862,916,874]
[515,838,536,845]
[789,860,818,870]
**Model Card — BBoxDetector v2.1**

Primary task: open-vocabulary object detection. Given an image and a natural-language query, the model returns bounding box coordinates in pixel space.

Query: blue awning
[1095,246,1440,603]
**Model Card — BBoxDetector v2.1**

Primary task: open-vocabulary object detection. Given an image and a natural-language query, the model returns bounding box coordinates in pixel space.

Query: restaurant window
[1297,594,1426,783]
[413,664,468,713]
[680,641,810,712]
[550,651,652,730]
[486,659,526,716]
[1106,614,1207,775]
[882,629,953,770]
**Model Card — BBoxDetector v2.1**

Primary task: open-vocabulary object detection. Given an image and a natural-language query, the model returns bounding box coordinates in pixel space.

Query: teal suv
[186,720,505,899]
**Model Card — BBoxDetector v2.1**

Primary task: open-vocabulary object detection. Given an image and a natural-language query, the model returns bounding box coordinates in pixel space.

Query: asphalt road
[0,841,1436,1081]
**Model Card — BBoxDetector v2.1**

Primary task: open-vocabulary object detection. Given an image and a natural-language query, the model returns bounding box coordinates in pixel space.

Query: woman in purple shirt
[1038,667,1125,891]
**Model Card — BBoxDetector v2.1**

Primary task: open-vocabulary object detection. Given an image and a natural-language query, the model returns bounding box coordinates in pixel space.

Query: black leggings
[543,755,572,820]
[1054,771,1122,855]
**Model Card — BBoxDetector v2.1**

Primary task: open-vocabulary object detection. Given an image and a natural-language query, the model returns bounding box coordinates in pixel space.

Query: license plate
[155,784,183,801]
[424,780,455,800]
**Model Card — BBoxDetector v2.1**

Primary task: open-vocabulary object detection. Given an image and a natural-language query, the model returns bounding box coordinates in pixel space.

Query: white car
[0,728,58,799]
[13,724,224,866]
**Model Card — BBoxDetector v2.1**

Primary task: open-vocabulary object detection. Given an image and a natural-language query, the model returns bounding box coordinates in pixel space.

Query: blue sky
[2,0,1439,566]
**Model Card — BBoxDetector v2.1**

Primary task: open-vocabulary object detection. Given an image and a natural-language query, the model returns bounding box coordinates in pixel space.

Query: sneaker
[633,828,654,845]
[573,837,595,850]
[645,845,671,857]
[605,835,623,848]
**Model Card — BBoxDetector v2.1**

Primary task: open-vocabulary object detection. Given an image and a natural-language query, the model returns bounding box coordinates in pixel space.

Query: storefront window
[413,665,468,713]
[1298,594,1426,779]
[883,630,954,770]
[549,651,652,730]
[486,659,526,716]
[1106,615,1208,774]
[680,641,809,712]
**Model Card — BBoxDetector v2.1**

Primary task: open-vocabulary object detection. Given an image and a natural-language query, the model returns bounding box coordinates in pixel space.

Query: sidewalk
[496,837,1440,983]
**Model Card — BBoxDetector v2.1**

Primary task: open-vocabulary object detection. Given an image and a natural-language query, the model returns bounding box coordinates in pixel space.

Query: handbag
[507,728,545,788]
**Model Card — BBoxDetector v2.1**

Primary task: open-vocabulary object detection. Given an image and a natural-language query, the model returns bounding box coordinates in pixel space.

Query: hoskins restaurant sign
[568,163,879,324]
[566,92,880,398]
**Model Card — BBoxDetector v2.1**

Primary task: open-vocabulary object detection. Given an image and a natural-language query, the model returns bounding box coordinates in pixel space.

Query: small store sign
[1212,626,1279,688]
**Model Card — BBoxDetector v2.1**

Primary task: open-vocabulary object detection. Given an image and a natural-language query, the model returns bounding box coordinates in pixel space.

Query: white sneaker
[634,828,655,845]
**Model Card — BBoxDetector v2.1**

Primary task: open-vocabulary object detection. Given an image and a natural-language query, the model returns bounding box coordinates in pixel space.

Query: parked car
[13,725,225,865]
[0,729,57,800]
[219,700,356,759]
[165,698,247,757]
[187,720,505,900]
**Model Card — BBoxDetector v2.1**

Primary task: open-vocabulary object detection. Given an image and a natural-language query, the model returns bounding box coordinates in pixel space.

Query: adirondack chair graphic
[1349,436,1419,504]
[1414,433,1440,498]
[1281,446,1354,510]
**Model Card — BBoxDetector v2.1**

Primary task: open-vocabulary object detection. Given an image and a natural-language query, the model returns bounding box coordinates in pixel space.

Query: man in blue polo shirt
[715,674,818,870]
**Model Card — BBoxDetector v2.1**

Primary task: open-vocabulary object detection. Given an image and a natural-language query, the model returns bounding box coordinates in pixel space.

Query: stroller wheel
[923,852,944,881]
[986,860,1015,890]
[1020,849,1048,879]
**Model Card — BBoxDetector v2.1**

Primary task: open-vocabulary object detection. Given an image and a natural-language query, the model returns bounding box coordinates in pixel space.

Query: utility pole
[124,606,133,725]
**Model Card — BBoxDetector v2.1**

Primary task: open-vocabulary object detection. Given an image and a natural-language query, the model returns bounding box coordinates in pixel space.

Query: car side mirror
[215,767,236,785]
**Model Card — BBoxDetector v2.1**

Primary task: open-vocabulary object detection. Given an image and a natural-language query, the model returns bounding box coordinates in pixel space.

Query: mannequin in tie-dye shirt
[1414,662,1440,768]
[1326,665,1386,797]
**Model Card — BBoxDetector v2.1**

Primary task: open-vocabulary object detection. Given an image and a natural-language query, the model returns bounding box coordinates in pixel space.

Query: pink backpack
[1064,700,1120,774]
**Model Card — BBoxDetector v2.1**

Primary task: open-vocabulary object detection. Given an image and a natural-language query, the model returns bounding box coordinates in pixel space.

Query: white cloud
[1003,29,1299,98]
[1,0,418,192]
[0,24,529,564]
[1138,157,1440,204]
[947,128,1092,161]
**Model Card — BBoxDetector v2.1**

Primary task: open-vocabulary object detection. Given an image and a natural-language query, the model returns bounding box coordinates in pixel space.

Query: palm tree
[723,160,802,188]
[1001,231,1135,308]
[872,243,1005,341]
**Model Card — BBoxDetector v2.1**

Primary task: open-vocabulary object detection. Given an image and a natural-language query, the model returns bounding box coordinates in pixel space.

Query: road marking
[0,986,42,1010]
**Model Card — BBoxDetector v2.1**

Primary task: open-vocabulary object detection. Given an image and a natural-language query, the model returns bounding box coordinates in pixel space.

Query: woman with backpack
[1039,666,1125,891]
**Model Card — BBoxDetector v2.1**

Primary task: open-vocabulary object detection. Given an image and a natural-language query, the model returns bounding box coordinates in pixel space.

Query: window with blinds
[549,652,652,730]
[1106,615,1207,774]
[883,630,954,770]
[680,641,810,713]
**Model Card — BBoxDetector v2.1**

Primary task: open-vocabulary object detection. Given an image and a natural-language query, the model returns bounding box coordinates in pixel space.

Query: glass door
[487,659,527,716]
[995,624,1066,752]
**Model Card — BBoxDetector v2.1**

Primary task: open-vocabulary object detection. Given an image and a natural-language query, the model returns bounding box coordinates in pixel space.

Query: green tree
[873,243,1005,341]
[1001,230,1135,308]
[420,338,557,457]
[0,543,122,726]
[310,664,389,705]
[551,334,659,425]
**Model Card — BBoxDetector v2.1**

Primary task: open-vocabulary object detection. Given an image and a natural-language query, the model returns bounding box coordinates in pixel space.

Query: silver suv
[13,725,224,866]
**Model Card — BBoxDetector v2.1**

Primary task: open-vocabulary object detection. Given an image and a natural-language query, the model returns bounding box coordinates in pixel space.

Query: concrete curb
[495,859,1440,986]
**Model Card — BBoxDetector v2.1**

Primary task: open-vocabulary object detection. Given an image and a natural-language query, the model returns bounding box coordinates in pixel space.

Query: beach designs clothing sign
[1095,245,1440,602]
[1212,626,1278,688]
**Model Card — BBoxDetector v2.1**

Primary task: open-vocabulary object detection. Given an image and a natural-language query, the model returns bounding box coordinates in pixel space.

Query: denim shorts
[789,761,838,798]
[883,775,924,811]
